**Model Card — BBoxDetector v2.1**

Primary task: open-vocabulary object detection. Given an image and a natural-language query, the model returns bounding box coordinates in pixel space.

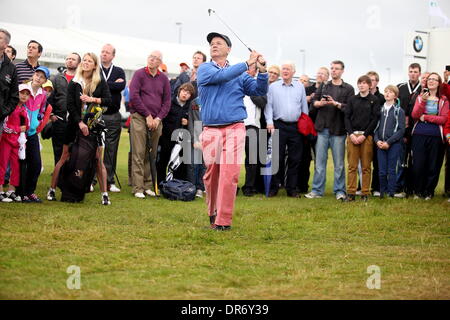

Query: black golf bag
[58,133,99,202]
[58,105,106,202]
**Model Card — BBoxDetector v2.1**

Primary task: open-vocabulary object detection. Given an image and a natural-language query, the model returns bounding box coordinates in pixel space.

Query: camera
[423,88,430,94]
[322,95,330,101]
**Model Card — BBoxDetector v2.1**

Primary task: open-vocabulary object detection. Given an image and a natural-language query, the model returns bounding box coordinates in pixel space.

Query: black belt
[275,119,297,125]
[204,121,244,128]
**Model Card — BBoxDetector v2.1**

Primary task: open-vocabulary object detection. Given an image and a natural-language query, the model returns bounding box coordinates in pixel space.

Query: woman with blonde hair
[47,52,112,205]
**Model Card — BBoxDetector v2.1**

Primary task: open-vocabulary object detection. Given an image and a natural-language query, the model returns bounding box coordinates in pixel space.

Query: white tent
[1,21,214,78]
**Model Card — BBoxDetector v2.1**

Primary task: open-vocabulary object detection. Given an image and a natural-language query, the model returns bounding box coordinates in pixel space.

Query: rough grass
[0,132,449,299]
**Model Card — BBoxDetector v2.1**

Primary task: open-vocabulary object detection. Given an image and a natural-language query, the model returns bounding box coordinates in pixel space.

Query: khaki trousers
[130,112,162,194]
[347,135,373,195]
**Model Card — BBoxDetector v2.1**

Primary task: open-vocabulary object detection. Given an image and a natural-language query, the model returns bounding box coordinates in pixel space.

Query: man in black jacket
[305,60,354,200]
[47,53,81,166]
[395,63,422,198]
[99,44,126,193]
[367,71,385,197]
[0,28,18,125]
[344,75,380,201]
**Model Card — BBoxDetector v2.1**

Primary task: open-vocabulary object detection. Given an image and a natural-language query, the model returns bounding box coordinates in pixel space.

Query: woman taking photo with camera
[411,72,449,200]
[47,52,112,205]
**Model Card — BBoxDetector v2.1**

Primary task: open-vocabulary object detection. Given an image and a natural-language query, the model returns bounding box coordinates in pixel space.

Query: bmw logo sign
[413,36,424,53]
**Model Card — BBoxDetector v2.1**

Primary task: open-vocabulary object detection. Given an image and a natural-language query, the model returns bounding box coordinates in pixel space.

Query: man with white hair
[265,62,308,197]
[129,50,171,198]
[198,32,268,230]
[299,74,310,88]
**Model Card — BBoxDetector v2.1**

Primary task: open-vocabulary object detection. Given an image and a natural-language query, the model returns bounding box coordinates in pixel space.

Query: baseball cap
[179,62,190,69]
[35,66,50,79]
[207,32,232,47]
[42,79,54,91]
[18,83,31,93]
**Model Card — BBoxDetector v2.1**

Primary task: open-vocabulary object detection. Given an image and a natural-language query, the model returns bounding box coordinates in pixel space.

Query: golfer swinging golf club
[197,32,268,230]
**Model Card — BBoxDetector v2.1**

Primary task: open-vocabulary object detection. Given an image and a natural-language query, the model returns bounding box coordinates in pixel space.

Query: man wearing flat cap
[197,32,268,230]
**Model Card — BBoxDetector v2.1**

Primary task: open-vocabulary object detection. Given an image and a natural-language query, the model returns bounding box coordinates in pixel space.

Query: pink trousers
[0,137,20,186]
[201,122,245,226]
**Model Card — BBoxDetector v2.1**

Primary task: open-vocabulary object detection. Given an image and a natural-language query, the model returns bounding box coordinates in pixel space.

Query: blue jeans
[377,142,401,196]
[311,129,346,196]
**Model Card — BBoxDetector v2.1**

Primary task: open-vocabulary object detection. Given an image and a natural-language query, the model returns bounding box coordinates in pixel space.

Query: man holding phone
[305,60,354,200]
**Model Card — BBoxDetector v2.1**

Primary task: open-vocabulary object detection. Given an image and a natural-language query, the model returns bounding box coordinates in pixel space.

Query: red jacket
[439,83,450,141]
[441,83,450,102]
[0,104,30,147]
[412,94,449,141]
[297,112,317,137]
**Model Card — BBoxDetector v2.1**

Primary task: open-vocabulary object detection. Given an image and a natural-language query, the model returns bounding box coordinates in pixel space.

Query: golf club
[208,8,252,52]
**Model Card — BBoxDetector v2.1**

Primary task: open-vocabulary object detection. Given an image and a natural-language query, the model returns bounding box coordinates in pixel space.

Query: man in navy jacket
[100,44,126,193]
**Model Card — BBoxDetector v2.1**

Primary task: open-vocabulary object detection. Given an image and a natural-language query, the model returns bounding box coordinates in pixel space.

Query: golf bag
[58,105,106,202]
[159,131,196,201]
[58,133,98,202]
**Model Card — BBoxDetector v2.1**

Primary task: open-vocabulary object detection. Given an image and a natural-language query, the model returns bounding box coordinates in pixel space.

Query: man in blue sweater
[197,32,268,230]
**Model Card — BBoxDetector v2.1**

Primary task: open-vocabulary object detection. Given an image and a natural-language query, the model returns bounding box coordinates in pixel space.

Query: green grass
[0,132,449,299]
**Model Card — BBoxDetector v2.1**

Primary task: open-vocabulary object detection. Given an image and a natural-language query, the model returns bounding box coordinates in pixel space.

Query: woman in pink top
[411,72,449,199]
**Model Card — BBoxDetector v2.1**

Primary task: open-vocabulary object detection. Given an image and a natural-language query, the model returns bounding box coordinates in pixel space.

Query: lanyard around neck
[102,64,114,81]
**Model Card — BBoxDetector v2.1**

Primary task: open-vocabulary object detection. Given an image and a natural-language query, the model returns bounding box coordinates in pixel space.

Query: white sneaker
[47,188,57,201]
[0,192,13,203]
[102,194,111,205]
[356,190,362,196]
[394,192,406,198]
[447,198,450,203]
[145,189,156,197]
[134,192,145,199]
[304,192,322,199]
[195,189,203,198]
[413,195,420,200]
[424,196,431,201]
[373,191,381,197]
[336,193,346,201]
[90,184,94,192]
[109,184,121,193]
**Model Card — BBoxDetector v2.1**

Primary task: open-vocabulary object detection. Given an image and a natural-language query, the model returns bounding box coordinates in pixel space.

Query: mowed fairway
[0,131,449,299]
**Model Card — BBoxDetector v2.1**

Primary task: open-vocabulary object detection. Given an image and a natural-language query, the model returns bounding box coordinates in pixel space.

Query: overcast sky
[1,0,449,87]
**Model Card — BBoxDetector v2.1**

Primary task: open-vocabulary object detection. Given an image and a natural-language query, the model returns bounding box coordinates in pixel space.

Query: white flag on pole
[429,0,450,26]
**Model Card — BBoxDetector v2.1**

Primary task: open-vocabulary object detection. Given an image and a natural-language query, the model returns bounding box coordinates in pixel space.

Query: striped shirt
[16,59,39,84]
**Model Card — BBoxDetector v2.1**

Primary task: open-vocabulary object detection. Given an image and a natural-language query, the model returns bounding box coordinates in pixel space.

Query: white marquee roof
[1,21,230,75]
